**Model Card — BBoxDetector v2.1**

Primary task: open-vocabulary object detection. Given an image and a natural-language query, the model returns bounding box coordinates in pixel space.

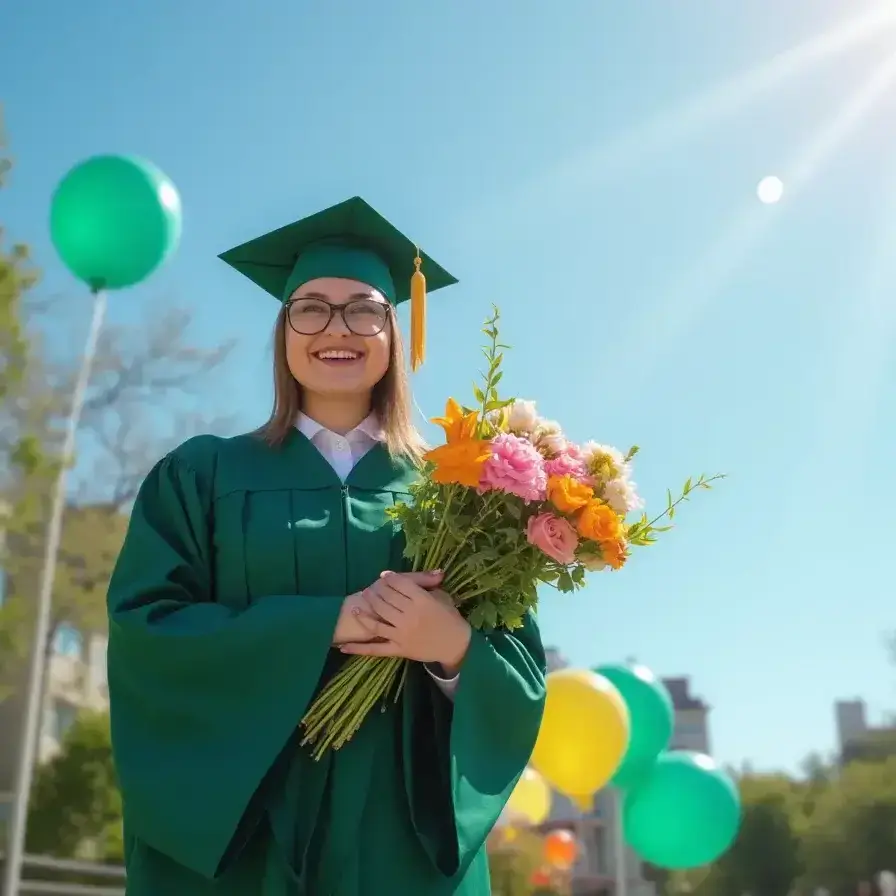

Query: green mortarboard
[219,196,457,368]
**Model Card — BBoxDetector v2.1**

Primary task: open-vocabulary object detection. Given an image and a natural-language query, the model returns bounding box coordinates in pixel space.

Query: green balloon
[50,155,181,290]
[595,663,673,788]
[623,751,741,869]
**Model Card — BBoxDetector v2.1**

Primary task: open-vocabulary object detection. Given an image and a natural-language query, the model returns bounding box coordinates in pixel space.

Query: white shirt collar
[297,413,383,443]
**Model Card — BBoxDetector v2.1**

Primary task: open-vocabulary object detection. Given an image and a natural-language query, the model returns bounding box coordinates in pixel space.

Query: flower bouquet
[300,307,721,759]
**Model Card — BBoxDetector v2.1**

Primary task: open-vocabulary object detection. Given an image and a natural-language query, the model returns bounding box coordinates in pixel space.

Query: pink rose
[526,512,579,564]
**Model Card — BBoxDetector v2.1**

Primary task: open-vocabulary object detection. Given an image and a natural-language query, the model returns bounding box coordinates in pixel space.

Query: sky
[2,0,896,774]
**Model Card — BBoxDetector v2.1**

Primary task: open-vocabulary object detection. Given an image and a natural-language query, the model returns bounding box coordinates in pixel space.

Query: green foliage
[626,472,725,547]
[798,757,896,894]
[488,828,562,896]
[703,774,803,896]
[26,711,123,860]
[840,728,896,766]
[660,758,896,896]
[473,305,514,435]
[390,480,545,631]
[0,504,129,692]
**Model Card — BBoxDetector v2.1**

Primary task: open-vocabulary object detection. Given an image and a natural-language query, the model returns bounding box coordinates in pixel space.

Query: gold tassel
[410,250,426,371]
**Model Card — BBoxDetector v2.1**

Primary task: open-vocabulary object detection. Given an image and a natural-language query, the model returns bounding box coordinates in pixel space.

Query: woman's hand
[332,592,380,645]
[340,570,472,674]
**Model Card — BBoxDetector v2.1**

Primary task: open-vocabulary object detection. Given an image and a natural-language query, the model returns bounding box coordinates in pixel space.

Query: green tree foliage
[841,728,896,766]
[26,711,122,860]
[488,828,565,896]
[799,757,896,894]
[661,754,896,896]
[702,774,803,896]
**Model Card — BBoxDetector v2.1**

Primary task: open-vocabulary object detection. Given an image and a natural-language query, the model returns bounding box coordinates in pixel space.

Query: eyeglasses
[285,297,391,337]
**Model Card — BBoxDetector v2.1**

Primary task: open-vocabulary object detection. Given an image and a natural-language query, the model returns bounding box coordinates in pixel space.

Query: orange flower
[431,398,479,443]
[601,538,628,570]
[576,499,623,543]
[424,440,491,488]
[547,475,593,514]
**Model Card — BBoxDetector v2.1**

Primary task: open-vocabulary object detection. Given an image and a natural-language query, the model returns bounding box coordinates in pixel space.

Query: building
[665,676,711,754]
[835,698,896,765]
[540,651,712,895]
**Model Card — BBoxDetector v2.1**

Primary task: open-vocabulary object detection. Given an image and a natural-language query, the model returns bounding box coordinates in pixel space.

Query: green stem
[421,484,457,570]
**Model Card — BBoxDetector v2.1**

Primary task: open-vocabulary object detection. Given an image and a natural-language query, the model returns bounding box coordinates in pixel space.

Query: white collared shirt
[297,413,459,699]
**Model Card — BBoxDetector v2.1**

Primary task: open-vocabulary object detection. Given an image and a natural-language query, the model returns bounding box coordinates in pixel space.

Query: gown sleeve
[106,442,343,881]
[401,612,546,877]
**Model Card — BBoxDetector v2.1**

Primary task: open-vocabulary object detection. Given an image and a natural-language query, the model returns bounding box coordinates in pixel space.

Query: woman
[106,196,547,896]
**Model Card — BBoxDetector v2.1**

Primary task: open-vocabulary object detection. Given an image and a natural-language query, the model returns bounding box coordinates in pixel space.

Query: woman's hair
[256,304,425,463]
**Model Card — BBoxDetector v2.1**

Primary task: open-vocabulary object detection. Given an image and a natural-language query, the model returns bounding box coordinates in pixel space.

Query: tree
[665,773,806,896]
[25,711,122,860]
[799,757,896,895]
[488,828,563,896]
[841,729,896,766]
[0,106,51,693]
[715,774,803,896]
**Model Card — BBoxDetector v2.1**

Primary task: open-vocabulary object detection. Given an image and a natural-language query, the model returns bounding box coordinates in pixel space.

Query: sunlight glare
[471,2,896,225]
[757,176,784,204]
[601,54,896,396]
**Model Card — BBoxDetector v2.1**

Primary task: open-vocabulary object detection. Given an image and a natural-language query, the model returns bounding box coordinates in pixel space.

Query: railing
[0,855,125,896]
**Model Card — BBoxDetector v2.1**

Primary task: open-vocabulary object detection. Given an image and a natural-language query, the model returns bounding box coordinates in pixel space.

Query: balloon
[530,669,629,801]
[506,767,551,825]
[543,829,578,869]
[595,663,674,788]
[623,751,741,869]
[50,155,181,290]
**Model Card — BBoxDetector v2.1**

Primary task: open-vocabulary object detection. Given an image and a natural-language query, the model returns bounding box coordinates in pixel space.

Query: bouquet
[300,308,721,759]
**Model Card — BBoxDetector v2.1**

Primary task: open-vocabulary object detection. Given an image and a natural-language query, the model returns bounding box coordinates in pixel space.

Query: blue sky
[3,0,895,772]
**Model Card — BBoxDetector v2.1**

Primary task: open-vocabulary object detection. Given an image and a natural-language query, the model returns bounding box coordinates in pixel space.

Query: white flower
[581,441,628,481]
[533,419,567,456]
[604,477,644,514]
[506,399,539,435]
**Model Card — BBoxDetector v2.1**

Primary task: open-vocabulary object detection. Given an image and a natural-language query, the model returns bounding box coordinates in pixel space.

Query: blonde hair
[256,304,425,463]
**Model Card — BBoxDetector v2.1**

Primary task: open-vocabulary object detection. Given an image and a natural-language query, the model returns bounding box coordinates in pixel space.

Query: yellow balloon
[530,669,630,800]
[507,767,552,825]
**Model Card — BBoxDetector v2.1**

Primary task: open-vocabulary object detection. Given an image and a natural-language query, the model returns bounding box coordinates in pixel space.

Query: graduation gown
[106,429,547,895]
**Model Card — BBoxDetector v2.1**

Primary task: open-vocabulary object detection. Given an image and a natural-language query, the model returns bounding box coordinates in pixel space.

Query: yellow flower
[547,475,593,514]
[576,499,623,543]
[431,398,479,443]
[423,440,491,488]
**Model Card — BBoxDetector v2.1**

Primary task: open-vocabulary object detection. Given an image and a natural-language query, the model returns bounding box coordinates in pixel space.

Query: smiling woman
[104,196,547,896]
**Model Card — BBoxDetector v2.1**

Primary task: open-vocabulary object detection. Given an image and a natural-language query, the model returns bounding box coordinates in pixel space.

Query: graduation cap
[219,196,457,370]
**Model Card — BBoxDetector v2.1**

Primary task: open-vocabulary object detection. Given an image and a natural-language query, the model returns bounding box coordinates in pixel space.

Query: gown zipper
[340,484,350,596]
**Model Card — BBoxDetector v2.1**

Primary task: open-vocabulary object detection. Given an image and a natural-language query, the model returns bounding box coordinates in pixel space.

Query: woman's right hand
[333,573,444,645]
[332,592,379,645]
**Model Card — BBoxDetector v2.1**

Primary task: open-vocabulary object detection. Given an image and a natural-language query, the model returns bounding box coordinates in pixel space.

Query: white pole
[2,290,107,896]
[613,788,628,896]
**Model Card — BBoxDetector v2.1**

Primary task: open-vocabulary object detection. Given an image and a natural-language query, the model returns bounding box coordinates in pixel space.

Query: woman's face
[284,277,392,397]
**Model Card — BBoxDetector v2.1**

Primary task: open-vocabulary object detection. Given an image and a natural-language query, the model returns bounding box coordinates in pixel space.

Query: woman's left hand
[339,570,472,675]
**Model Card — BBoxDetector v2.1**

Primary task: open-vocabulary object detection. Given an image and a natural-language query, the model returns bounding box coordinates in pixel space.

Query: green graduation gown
[106,430,546,895]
